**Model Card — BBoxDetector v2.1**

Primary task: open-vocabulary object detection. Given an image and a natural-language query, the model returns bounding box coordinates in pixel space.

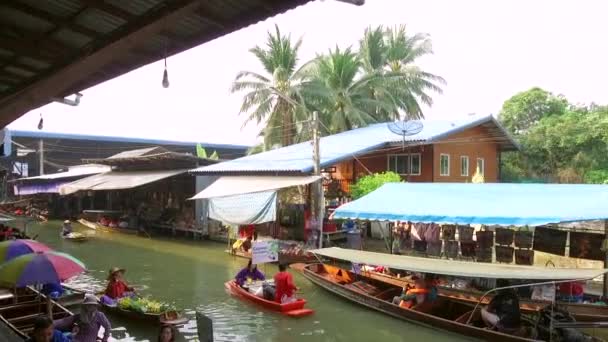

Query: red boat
[225,280,314,318]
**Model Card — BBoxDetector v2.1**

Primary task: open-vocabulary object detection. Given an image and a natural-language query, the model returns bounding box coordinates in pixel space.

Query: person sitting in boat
[104,267,135,300]
[392,276,436,309]
[54,294,112,342]
[481,288,521,332]
[158,324,177,342]
[235,260,265,287]
[41,282,64,300]
[241,236,253,253]
[557,281,584,303]
[274,263,298,304]
[61,220,73,237]
[27,316,69,342]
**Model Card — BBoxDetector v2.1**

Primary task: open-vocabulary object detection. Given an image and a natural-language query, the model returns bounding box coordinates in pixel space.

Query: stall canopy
[311,247,608,280]
[332,183,608,226]
[208,191,277,225]
[11,164,111,182]
[59,170,187,195]
[190,176,321,199]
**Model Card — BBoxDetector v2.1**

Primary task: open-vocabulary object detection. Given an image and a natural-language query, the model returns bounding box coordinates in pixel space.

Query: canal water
[29,221,470,342]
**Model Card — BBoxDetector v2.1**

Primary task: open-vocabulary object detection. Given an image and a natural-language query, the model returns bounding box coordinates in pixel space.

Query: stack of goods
[279,241,315,263]
[442,225,458,259]
[117,297,175,314]
[458,226,476,259]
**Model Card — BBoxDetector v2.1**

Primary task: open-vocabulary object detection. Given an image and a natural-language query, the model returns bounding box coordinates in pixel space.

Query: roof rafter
[78,0,135,21]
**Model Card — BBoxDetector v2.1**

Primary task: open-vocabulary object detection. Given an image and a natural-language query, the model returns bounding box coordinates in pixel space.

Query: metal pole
[38,139,44,175]
[604,219,608,298]
[312,111,324,249]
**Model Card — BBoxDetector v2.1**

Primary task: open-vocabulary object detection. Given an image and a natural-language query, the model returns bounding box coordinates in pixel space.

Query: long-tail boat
[300,248,608,341]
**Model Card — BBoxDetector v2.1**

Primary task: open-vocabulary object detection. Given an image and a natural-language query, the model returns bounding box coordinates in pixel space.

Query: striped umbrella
[0,251,86,287]
[0,239,52,263]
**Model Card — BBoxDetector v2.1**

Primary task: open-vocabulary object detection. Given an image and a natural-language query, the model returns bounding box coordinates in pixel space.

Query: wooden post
[312,111,324,249]
[604,219,608,298]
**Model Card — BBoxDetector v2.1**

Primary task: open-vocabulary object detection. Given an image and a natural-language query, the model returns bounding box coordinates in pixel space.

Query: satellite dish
[387,120,424,150]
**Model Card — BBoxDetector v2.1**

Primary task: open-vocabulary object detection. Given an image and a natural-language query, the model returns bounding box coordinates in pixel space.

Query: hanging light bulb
[37,113,43,130]
[162,58,170,88]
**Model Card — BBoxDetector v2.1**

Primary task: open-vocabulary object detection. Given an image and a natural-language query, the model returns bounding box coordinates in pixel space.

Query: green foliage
[210,151,219,160]
[234,25,444,148]
[498,87,568,134]
[499,89,608,183]
[350,172,402,199]
[196,144,207,158]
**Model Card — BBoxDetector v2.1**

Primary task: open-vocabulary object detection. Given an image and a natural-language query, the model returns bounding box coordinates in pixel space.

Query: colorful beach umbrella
[0,251,86,287]
[0,239,52,263]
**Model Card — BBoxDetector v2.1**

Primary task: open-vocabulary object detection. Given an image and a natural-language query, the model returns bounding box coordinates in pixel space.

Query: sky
[8,0,608,147]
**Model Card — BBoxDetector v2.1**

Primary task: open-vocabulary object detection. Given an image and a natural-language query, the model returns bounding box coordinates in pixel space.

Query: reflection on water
[28,221,469,342]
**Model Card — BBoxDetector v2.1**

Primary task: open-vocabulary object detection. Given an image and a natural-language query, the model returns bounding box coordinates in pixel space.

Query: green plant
[350,171,402,199]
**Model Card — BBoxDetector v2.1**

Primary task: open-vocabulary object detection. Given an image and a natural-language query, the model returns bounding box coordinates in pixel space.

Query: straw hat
[108,267,126,280]
[64,220,71,224]
[82,294,99,306]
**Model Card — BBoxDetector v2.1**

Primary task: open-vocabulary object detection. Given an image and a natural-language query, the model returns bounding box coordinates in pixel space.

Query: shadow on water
[29,221,471,342]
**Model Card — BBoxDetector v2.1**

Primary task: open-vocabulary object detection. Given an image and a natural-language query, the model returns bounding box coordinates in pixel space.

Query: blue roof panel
[333,182,608,226]
[192,115,512,174]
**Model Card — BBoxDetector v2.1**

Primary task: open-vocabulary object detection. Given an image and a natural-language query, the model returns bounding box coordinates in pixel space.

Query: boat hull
[365,270,608,322]
[225,280,313,317]
[301,264,538,342]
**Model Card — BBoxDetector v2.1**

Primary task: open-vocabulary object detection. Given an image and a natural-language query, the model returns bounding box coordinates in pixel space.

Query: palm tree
[302,47,401,133]
[231,25,308,148]
[359,25,445,120]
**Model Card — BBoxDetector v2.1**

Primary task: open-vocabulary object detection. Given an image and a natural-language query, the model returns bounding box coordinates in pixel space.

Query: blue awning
[332,183,608,226]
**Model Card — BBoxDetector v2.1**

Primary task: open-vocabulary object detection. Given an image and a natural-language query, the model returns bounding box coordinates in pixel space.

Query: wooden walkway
[0,320,22,342]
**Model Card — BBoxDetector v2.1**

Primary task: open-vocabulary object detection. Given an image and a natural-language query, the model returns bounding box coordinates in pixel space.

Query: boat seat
[0,301,44,313]
[7,312,44,324]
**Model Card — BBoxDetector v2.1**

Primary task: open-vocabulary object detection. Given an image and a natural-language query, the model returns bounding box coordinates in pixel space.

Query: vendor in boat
[241,236,253,253]
[235,260,265,286]
[41,282,64,300]
[61,220,73,237]
[54,294,112,342]
[104,267,135,299]
[392,275,437,308]
[481,288,521,332]
[27,316,69,342]
[274,263,298,304]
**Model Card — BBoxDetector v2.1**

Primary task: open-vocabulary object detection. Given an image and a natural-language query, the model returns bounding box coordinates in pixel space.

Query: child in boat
[392,276,436,308]
[104,267,135,300]
[235,260,265,286]
[27,316,69,342]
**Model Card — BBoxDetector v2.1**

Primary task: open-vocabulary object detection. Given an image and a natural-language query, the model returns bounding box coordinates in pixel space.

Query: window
[387,153,421,176]
[440,154,450,176]
[460,156,469,176]
[477,158,485,176]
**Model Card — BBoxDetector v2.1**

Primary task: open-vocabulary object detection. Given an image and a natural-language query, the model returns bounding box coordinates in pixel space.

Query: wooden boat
[96,295,188,326]
[226,249,317,265]
[0,287,72,338]
[301,263,604,342]
[364,269,608,322]
[78,218,98,230]
[62,232,88,242]
[78,218,138,235]
[225,280,314,318]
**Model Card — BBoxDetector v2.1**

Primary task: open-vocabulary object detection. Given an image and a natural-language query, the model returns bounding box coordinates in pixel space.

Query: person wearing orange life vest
[392,276,437,308]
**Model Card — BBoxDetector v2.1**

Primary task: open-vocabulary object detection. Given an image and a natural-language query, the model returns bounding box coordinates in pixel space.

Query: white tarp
[190,175,321,199]
[208,191,276,225]
[252,240,279,264]
[59,169,187,195]
[310,247,608,280]
[13,164,111,182]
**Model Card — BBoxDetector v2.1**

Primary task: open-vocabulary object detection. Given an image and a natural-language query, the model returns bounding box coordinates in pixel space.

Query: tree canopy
[499,88,608,183]
[350,171,402,199]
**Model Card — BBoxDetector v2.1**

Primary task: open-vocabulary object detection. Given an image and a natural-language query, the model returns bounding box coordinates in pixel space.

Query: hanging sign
[252,240,279,265]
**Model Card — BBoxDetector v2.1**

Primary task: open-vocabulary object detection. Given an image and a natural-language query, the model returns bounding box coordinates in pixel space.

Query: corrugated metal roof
[191,115,519,174]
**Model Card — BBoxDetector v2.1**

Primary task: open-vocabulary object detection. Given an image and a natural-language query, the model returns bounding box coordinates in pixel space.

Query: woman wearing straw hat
[61,220,73,237]
[54,294,112,342]
[104,267,134,300]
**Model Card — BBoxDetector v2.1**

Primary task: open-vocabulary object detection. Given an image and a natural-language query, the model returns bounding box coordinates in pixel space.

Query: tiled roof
[191,115,518,174]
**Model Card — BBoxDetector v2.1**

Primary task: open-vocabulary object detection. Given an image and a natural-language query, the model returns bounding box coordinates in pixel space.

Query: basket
[476,248,492,263]
[442,225,456,240]
[460,241,476,258]
[458,226,474,242]
[476,231,494,249]
[514,230,533,249]
[426,241,442,257]
[495,228,514,246]
[515,249,534,265]
[446,241,459,259]
[496,246,514,263]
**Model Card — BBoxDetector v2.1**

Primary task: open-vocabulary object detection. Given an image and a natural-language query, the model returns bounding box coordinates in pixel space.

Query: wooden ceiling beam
[0,36,58,62]
[2,2,100,38]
